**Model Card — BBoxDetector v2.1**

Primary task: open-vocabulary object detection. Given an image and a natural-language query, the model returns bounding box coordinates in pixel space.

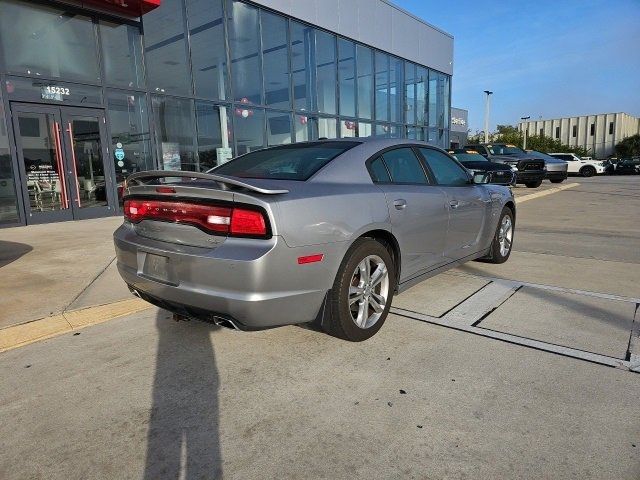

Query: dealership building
[449,107,468,148]
[518,112,640,159]
[0,0,453,227]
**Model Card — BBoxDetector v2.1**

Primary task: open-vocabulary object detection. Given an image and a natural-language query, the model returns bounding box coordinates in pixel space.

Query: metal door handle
[53,122,69,209]
[449,200,459,209]
[66,122,82,208]
[393,199,407,210]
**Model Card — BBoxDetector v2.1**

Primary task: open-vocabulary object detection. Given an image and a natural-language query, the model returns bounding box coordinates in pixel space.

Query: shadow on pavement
[0,241,33,268]
[144,311,223,479]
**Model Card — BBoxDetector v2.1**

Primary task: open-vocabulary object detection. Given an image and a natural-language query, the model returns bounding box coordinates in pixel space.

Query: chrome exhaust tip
[212,316,240,331]
[128,285,142,298]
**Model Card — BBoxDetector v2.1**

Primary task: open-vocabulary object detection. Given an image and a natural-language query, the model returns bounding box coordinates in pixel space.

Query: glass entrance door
[12,104,115,224]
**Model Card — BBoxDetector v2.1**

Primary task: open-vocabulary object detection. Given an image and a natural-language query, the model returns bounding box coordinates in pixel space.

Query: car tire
[550,179,565,184]
[483,207,514,264]
[580,166,596,177]
[524,180,542,188]
[324,238,396,342]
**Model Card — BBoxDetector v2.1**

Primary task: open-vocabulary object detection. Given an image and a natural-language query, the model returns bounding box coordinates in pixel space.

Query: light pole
[483,90,493,143]
[521,116,530,150]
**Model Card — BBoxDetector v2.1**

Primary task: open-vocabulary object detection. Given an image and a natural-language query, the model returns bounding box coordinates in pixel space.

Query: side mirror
[472,171,490,184]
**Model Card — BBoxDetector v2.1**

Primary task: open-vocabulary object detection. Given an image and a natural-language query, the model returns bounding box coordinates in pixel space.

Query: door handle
[449,200,460,209]
[66,122,82,208]
[393,199,407,210]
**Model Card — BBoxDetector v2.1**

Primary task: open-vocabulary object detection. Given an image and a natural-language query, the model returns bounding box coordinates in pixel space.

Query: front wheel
[550,178,565,184]
[581,166,596,177]
[324,238,396,342]
[524,180,543,188]
[484,207,514,264]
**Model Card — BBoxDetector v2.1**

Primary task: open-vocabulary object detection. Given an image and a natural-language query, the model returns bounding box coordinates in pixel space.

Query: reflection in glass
[152,96,198,171]
[0,101,19,223]
[315,30,337,115]
[428,69,437,127]
[404,62,416,125]
[100,21,145,88]
[416,66,427,125]
[196,101,233,170]
[69,117,108,208]
[266,111,292,146]
[318,117,337,140]
[144,0,192,96]
[16,112,67,212]
[186,0,228,100]
[234,107,265,155]
[227,0,262,104]
[375,52,389,122]
[389,57,403,124]
[0,0,100,82]
[340,119,357,138]
[107,90,153,183]
[295,115,337,141]
[358,122,373,138]
[291,22,313,112]
[357,46,374,120]
[262,11,290,109]
[338,39,356,118]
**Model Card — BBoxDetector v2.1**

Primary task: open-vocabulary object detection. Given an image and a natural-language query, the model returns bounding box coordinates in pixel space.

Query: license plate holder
[142,253,174,285]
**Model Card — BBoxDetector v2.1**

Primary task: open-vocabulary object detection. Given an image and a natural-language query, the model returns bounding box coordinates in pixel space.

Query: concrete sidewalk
[0,217,131,329]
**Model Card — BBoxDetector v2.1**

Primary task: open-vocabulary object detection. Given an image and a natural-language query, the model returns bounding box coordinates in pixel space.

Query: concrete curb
[0,298,152,353]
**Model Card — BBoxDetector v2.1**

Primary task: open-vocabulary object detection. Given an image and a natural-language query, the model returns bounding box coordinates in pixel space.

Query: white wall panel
[249,0,454,74]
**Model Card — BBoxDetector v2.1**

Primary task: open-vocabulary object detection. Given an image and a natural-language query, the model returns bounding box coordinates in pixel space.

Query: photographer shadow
[144,311,223,479]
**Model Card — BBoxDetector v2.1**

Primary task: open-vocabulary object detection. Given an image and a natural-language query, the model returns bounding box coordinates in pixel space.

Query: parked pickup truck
[464,143,546,188]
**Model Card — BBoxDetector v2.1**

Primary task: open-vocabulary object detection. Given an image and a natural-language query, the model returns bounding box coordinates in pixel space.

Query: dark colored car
[448,149,515,186]
[615,157,640,175]
[465,143,546,188]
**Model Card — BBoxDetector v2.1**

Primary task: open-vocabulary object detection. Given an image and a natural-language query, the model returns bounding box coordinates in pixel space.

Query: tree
[614,134,640,158]
[465,124,589,156]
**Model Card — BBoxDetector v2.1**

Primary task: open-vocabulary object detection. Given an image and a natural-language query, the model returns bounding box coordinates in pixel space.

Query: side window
[381,148,428,184]
[369,156,391,183]
[419,148,470,187]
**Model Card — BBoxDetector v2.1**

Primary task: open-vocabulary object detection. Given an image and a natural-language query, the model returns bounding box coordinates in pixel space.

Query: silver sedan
[114,139,515,341]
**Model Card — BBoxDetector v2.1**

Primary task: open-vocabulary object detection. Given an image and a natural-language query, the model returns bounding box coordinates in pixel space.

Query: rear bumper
[545,171,568,181]
[114,222,344,328]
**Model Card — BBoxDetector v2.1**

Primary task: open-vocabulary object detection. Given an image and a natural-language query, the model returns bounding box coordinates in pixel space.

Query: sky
[395,0,640,133]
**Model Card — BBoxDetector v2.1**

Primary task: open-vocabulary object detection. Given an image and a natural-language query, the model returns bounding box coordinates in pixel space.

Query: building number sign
[41,85,71,101]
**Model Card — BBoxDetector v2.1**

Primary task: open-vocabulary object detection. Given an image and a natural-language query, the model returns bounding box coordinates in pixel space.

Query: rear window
[210,141,360,181]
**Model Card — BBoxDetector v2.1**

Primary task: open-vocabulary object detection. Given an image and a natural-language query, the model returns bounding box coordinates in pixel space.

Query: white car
[548,153,605,177]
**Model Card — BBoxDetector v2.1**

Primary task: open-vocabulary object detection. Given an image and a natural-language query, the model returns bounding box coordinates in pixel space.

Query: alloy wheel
[348,255,390,329]
[498,216,513,257]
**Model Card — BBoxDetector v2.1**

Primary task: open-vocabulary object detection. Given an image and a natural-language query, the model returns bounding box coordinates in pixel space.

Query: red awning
[80,0,160,16]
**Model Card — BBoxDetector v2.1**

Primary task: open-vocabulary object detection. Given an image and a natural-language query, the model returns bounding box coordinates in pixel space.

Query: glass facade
[0,0,451,226]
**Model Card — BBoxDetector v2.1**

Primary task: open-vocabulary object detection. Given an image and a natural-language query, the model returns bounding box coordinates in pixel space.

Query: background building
[449,107,468,148]
[0,0,453,227]
[518,113,640,159]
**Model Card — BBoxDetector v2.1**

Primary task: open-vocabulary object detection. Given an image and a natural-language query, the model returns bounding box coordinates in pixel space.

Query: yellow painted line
[516,182,579,203]
[0,298,152,353]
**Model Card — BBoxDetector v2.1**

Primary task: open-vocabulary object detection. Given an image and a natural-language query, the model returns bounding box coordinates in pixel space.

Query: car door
[418,147,490,263]
[558,154,578,173]
[369,147,449,282]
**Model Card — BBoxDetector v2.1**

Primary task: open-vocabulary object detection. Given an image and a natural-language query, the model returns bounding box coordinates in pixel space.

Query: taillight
[123,199,269,238]
[230,208,266,236]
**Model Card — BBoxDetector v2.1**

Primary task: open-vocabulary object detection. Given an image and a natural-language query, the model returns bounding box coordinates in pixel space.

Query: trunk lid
[122,172,288,248]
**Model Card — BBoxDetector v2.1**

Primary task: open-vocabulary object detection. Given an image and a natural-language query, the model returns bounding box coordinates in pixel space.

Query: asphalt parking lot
[0,176,639,479]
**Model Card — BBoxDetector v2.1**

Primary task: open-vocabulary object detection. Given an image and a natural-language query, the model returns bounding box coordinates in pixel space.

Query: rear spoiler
[125,170,289,195]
